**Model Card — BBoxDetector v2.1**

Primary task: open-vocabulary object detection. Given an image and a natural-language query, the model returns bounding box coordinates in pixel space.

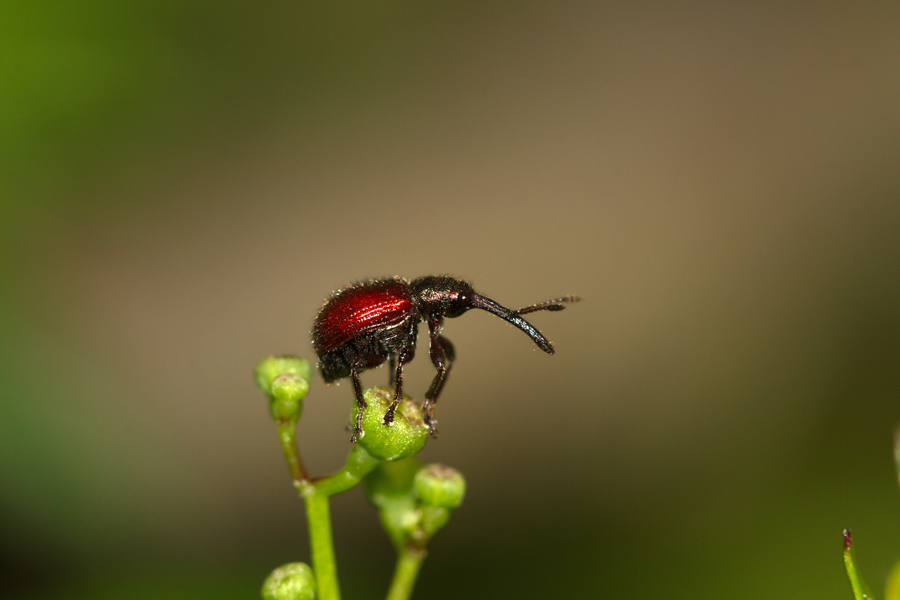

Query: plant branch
[303,485,341,600]
[385,543,426,600]
[277,420,307,484]
[314,444,380,496]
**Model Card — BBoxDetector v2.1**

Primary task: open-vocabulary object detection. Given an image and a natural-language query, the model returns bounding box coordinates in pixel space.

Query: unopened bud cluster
[365,457,467,549]
[256,356,311,422]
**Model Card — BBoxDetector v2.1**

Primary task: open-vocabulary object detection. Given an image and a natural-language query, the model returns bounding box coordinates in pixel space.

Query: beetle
[312,275,579,441]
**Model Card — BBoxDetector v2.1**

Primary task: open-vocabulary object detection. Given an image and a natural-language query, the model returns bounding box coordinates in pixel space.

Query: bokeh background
[3,2,900,599]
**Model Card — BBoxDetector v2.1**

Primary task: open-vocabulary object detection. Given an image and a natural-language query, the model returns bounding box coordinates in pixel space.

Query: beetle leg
[423,334,455,436]
[384,323,418,425]
[350,365,366,443]
[384,345,412,425]
[387,353,397,387]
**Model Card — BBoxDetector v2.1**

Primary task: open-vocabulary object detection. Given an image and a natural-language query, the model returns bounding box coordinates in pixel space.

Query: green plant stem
[385,544,426,600]
[292,445,380,600]
[277,419,307,483]
[315,444,380,495]
[303,485,341,600]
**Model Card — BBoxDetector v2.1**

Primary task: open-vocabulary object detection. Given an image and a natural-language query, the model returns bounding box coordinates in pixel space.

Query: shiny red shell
[313,279,415,355]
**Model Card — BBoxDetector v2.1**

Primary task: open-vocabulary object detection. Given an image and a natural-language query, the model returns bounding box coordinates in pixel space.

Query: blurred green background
[3,2,900,598]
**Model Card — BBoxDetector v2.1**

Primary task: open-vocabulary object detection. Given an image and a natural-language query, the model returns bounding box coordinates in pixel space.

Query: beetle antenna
[469,295,558,354]
[515,295,581,316]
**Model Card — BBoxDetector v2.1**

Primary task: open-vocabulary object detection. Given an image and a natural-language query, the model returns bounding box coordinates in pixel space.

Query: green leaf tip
[843,528,872,600]
[262,562,316,600]
[353,387,429,461]
[414,464,466,509]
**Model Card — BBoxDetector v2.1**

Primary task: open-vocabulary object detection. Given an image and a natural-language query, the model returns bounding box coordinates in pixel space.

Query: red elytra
[313,280,413,355]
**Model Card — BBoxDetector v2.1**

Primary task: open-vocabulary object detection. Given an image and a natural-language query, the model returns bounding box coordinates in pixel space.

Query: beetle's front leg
[423,333,455,436]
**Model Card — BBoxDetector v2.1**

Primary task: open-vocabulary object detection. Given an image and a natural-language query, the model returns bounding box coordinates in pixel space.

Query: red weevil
[313,275,578,440]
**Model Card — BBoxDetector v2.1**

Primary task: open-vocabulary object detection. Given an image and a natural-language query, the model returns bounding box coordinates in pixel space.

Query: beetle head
[410,276,578,354]
[410,276,476,319]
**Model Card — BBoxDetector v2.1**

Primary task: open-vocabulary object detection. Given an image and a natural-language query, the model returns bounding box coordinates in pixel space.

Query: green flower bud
[269,373,309,422]
[261,562,316,600]
[256,356,311,423]
[414,464,466,509]
[352,387,429,461]
[255,356,311,396]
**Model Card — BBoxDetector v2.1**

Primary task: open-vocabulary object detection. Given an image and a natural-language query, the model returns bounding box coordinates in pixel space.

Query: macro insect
[312,275,579,441]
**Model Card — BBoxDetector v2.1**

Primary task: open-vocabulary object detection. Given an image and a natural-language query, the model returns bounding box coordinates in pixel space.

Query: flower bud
[414,464,466,509]
[255,356,311,396]
[261,562,316,600]
[269,373,309,422]
[352,387,428,461]
[255,356,311,422]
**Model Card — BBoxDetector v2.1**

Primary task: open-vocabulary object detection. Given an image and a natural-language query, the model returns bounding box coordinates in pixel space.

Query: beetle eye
[444,293,469,318]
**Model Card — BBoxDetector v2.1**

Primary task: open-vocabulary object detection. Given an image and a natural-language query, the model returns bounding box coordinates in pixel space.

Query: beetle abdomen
[313,278,415,357]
